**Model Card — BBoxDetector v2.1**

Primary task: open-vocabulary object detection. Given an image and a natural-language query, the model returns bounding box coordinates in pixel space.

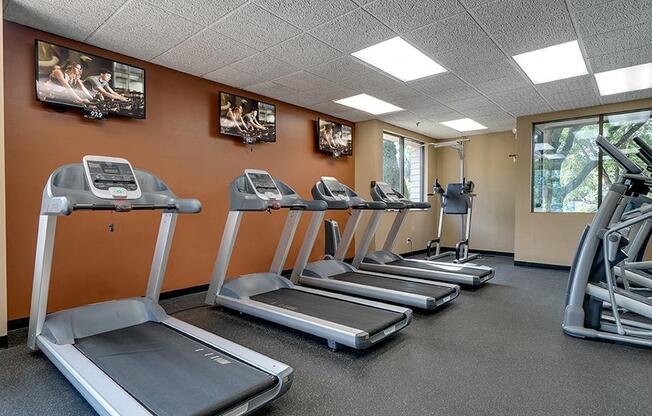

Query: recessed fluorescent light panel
[440,118,487,132]
[513,40,588,84]
[595,62,652,96]
[334,94,403,115]
[351,37,446,82]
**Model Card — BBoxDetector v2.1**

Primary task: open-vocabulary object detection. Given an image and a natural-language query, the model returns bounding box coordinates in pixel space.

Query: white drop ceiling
[5,0,652,138]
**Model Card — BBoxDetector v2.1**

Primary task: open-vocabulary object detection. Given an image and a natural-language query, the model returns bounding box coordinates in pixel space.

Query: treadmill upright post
[382,209,408,252]
[290,210,326,283]
[145,213,178,303]
[352,210,383,269]
[270,210,302,275]
[206,211,243,304]
[334,209,362,261]
[27,214,57,351]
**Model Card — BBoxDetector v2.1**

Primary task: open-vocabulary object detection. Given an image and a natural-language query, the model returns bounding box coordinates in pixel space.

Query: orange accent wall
[4,22,355,320]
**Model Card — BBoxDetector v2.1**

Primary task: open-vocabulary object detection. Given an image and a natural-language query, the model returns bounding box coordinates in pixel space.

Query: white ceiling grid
[5,0,652,138]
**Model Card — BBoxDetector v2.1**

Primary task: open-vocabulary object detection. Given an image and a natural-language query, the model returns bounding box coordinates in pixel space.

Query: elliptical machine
[426,179,477,263]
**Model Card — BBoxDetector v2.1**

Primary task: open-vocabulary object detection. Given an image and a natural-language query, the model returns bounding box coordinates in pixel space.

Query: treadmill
[205,170,412,350]
[290,177,459,310]
[355,181,494,287]
[28,156,293,416]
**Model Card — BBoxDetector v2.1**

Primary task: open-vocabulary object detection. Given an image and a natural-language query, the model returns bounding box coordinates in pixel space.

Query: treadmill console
[376,182,402,202]
[83,155,141,200]
[244,169,282,200]
[320,177,349,201]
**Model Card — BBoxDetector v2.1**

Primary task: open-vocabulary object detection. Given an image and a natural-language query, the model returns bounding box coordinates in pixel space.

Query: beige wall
[515,98,652,266]
[1,9,7,342]
[434,132,516,254]
[354,120,439,256]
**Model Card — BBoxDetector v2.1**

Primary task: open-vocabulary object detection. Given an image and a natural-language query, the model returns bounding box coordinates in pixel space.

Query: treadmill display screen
[87,161,138,191]
[321,177,349,201]
[377,182,401,202]
[246,172,281,200]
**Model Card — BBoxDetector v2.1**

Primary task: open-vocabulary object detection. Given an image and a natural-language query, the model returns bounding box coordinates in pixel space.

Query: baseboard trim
[514,260,571,271]
[0,335,7,349]
[435,247,514,257]
[159,284,208,301]
[8,317,28,331]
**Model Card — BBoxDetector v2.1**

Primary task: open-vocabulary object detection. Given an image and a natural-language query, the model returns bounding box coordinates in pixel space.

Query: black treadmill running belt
[75,322,276,416]
[389,259,491,277]
[331,272,456,300]
[251,288,404,335]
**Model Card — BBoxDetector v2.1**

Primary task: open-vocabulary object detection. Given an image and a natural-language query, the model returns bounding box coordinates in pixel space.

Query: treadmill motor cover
[75,322,277,416]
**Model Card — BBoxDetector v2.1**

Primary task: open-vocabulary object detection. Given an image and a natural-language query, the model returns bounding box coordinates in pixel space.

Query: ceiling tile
[391,94,445,112]
[416,108,466,122]
[454,59,523,84]
[534,74,596,96]
[364,0,463,33]
[430,86,481,103]
[87,1,203,61]
[332,108,377,122]
[582,21,652,57]
[588,44,652,73]
[566,0,612,10]
[573,0,652,36]
[305,83,359,101]
[203,65,264,88]
[463,104,513,119]
[485,86,542,106]
[144,0,248,26]
[230,52,299,79]
[266,34,343,68]
[309,101,351,115]
[408,73,468,96]
[432,42,506,72]
[310,9,395,53]
[308,56,379,82]
[273,71,335,91]
[245,81,299,101]
[475,75,530,95]
[254,0,358,30]
[446,95,494,112]
[405,12,493,56]
[599,88,652,105]
[545,89,601,111]
[5,0,129,41]
[459,0,500,7]
[501,99,552,116]
[210,3,301,50]
[470,0,576,55]
[378,111,424,125]
[152,30,257,75]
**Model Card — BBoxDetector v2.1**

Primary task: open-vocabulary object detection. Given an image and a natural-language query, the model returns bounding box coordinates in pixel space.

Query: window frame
[530,107,652,213]
[382,131,425,202]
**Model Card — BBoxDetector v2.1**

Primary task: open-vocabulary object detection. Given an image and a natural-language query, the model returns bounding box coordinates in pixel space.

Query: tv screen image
[35,39,145,119]
[318,119,353,157]
[219,92,276,143]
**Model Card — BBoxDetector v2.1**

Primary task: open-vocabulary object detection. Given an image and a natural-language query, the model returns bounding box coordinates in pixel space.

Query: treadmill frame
[28,180,293,416]
[355,208,494,286]
[290,206,459,310]
[206,207,412,350]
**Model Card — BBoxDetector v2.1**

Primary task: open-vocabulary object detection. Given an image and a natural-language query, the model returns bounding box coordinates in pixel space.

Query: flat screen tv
[317,118,353,157]
[219,91,276,143]
[35,39,146,119]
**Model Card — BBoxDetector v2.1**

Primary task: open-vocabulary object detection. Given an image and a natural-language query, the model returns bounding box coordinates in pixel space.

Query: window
[383,132,424,201]
[532,108,652,213]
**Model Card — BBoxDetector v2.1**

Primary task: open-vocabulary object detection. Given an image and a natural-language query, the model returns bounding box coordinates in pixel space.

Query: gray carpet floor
[1,255,651,416]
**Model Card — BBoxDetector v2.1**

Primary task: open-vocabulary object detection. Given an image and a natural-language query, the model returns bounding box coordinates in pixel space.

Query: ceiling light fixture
[595,62,652,96]
[513,40,588,84]
[440,118,487,132]
[334,94,403,115]
[351,37,446,82]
